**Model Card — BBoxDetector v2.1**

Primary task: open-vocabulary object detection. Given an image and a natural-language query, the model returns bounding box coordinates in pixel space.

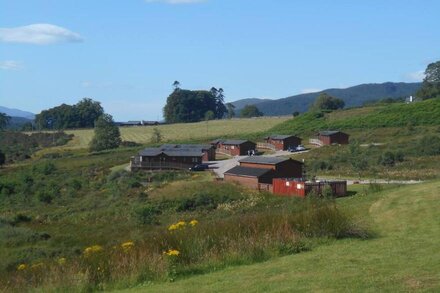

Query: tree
[310,93,345,111]
[292,111,300,117]
[150,128,162,144]
[416,61,440,100]
[205,110,215,121]
[226,103,236,119]
[240,104,263,118]
[35,98,103,130]
[163,88,226,123]
[173,80,181,91]
[0,150,5,168]
[0,113,11,130]
[89,114,121,152]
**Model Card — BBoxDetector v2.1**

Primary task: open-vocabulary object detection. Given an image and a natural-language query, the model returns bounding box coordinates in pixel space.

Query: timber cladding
[317,131,349,145]
[215,140,256,156]
[265,135,302,151]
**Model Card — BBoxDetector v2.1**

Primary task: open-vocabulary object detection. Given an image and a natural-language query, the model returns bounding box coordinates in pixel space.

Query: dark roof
[160,144,212,150]
[319,130,343,136]
[221,139,255,145]
[139,147,203,157]
[239,156,292,165]
[267,134,298,140]
[211,139,224,144]
[224,166,272,177]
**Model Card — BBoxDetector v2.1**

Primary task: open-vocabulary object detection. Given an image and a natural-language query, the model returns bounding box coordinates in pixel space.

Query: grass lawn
[61,117,290,149]
[124,181,440,292]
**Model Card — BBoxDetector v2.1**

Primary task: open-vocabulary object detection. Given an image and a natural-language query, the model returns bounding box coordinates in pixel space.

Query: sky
[0,0,439,121]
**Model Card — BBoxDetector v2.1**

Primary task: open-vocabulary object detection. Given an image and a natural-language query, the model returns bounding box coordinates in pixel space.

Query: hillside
[232,82,421,116]
[128,181,440,292]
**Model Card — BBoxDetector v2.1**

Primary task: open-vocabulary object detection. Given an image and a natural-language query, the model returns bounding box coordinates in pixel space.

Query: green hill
[127,180,440,292]
[270,98,440,135]
[232,82,421,116]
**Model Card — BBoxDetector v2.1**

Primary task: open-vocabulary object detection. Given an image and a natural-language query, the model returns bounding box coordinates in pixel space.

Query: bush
[37,191,53,204]
[378,151,395,167]
[136,205,161,225]
[417,135,440,156]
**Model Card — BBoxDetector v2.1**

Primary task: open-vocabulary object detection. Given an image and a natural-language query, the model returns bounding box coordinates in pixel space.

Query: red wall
[272,179,306,197]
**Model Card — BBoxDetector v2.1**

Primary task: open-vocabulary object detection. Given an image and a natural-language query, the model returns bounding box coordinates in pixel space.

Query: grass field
[124,181,440,292]
[62,117,290,149]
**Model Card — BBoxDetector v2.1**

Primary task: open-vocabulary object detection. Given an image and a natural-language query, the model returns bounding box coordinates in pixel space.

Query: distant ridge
[231,82,421,116]
[0,106,35,119]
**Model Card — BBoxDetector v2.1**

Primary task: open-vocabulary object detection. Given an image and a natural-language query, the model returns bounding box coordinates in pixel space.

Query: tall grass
[1,197,367,292]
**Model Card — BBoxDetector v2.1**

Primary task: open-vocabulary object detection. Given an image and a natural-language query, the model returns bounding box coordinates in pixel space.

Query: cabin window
[192,157,198,163]
[231,146,235,150]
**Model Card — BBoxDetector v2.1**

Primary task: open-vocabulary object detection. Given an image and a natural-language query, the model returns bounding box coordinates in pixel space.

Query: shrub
[417,135,440,156]
[136,204,162,225]
[378,151,395,167]
[37,191,53,204]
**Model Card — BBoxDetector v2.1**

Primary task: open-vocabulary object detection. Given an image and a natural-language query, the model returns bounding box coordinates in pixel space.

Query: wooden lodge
[224,156,303,191]
[311,131,349,146]
[212,139,256,156]
[130,144,215,171]
[263,134,302,151]
[273,178,347,197]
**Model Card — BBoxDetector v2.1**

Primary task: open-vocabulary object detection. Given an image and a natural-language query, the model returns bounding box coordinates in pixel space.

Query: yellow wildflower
[83,245,104,256]
[168,220,186,231]
[121,241,135,253]
[17,264,27,271]
[189,219,198,227]
[31,263,44,270]
[164,249,180,256]
[57,257,66,265]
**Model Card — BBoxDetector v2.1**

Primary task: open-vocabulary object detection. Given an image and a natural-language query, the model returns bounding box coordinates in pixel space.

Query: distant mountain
[231,82,422,116]
[7,116,34,130]
[229,98,272,110]
[0,106,35,119]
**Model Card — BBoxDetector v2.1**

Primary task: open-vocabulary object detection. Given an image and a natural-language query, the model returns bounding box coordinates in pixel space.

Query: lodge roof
[221,139,255,145]
[239,156,293,165]
[266,134,298,140]
[224,166,272,177]
[139,145,205,157]
[319,130,344,136]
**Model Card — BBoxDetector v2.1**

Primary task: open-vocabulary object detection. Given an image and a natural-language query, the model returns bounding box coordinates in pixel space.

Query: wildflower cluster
[168,219,198,231]
[168,221,186,231]
[121,241,135,253]
[57,257,67,265]
[17,264,27,271]
[83,245,104,256]
[163,249,180,256]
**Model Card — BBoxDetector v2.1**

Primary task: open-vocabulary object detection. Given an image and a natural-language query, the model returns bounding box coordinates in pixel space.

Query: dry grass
[59,117,290,149]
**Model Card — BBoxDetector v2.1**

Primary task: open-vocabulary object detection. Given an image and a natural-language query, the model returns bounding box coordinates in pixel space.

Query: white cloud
[0,24,83,45]
[145,0,206,4]
[404,70,425,82]
[300,88,322,94]
[0,60,23,70]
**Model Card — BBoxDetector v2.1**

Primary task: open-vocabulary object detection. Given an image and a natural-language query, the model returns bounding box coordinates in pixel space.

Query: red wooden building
[264,135,302,151]
[224,156,303,190]
[213,139,256,156]
[273,178,347,197]
[317,131,349,145]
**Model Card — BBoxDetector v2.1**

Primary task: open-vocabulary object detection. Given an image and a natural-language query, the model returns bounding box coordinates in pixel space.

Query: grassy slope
[126,181,440,292]
[271,98,440,136]
[62,117,290,149]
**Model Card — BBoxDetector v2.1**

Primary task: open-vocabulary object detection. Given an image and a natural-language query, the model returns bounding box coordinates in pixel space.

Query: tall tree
[89,114,121,152]
[240,104,263,118]
[310,93,345,111]
[416,60,440,100]
[0,113,11,130]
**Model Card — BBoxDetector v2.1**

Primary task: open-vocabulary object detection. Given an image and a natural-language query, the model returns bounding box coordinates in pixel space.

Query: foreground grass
[61,117,290,149]
[125,181,440,292]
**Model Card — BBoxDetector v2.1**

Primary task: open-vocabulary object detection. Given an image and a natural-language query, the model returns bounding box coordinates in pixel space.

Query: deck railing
[309,138,323,146]
[130,160,192,171]
[256,142,276,150]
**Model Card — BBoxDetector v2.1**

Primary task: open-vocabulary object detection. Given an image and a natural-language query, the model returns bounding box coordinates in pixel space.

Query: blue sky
[1,0,439,120]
